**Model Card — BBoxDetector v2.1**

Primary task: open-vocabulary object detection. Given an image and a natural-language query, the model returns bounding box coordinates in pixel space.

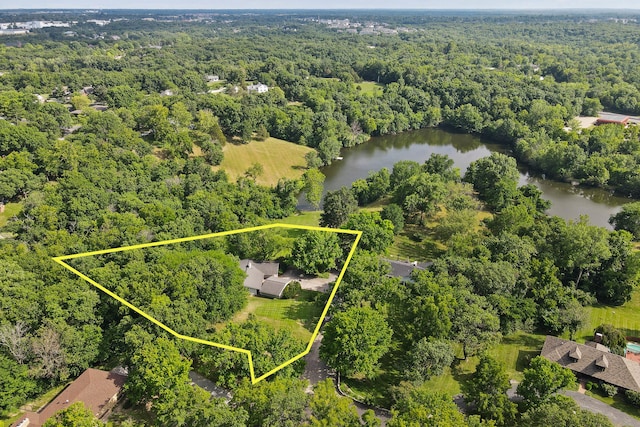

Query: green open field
[0,202,22,228]
[216,137,314,187]
[223,291,323,343]
[355,81,384,96]
[278,211,322,227]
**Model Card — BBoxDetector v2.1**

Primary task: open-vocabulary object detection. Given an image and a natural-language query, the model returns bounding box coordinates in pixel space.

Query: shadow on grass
[501,333,545,349]
[451,358,475,387]
[342,351,403,408]
[283,298,323,333]
[516,350,539,372]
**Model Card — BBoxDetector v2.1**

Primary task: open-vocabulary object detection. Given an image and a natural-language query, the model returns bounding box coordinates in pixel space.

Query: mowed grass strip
[217,137,315,186]
[570,289,640,342]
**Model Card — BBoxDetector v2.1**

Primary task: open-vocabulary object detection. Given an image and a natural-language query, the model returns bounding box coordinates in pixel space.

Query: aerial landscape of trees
[1,8,640,426]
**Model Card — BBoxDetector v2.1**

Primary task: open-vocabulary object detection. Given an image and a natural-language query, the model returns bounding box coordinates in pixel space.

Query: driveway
[280,270,337,292]
[303,333,390,425]
[562,390,640,427]
[302,333,333,392]
[189,371,233,401]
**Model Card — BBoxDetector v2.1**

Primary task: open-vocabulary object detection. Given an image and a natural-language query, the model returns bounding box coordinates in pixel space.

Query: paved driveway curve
[562,390,640,427]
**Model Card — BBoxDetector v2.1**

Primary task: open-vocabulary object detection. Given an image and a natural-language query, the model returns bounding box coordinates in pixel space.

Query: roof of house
[260,277,292,298]
[541,335,640,392]
[384,259,432,280]
[13,368,127,427]
[239,259,279,277]
[584,341,611,353]
[247,83,268,90]
[239,260,280,291]
[597,112,630,124]
[239,260,265,290]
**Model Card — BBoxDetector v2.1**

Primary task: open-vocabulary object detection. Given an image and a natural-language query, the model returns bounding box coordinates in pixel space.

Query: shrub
[282,281,302,299]
[599,382,618,397]
[625,389,640,407]
[585,381,594,391]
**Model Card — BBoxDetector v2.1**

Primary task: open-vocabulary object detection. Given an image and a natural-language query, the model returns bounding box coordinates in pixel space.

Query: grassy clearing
[216,137,314,186]
[0,202,22,228]
[278,211,322,227]
[355,81,384,96]
[222,292,323,343]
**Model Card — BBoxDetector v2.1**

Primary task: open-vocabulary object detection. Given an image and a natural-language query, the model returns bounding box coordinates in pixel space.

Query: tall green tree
[320,187,358,228]
[320,306,392,377]
[388,384,466,427]
[289,231,342,275]
[464,153,520,211]
[309,379,361,427]
[302,168,326,209]
[517,356,575,408]
[465,355,517,427]
[42,402,101,427]
[609,202,640,239]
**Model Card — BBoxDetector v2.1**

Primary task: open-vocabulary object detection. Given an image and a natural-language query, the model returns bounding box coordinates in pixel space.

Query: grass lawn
[0,202,22,228]
[278,211,322,227]
[345,331,547,407]
[222,291,323,343]
[486,331,547,381]
[216,137,314,186]
[568,289,640,343]
[355,81,384,96]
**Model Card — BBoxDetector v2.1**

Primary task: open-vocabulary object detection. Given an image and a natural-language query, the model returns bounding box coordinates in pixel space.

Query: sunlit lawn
[222,292,323,343]
[566,289,640,343]
[215,137,314,186]
[355,81,384,96]
[278,211,322,227]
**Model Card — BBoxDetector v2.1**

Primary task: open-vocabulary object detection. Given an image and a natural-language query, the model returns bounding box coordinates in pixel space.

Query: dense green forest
[1,9,640,427]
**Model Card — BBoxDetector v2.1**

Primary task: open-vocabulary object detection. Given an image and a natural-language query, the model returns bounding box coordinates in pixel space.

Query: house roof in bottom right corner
[541,335,640,392]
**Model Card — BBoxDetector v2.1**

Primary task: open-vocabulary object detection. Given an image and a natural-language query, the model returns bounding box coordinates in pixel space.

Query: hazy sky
[7,0,638,10]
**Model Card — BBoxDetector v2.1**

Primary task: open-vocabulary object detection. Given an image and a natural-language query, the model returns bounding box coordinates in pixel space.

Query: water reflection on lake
[299,128,630,229]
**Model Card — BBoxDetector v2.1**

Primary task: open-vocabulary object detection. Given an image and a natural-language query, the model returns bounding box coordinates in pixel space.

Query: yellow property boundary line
[52,223,362,384]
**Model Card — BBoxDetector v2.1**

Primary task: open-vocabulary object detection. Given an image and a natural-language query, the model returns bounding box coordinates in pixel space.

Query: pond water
[299,128,630,229]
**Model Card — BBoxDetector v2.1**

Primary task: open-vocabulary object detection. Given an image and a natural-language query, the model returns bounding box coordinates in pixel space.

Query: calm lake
[299,128,631,229]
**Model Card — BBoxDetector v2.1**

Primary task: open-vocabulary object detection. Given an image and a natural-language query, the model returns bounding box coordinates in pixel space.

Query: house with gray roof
[261,277,292,299]
[384,259,432,282]
[541,335,640,392]
[239,259,290,298]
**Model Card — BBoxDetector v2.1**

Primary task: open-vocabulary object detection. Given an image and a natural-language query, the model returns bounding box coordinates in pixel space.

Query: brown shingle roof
[541,335,640,392]
[13,368,126,427]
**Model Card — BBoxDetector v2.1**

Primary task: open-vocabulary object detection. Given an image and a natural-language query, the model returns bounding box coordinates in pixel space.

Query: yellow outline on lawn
[52,223,362,384]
